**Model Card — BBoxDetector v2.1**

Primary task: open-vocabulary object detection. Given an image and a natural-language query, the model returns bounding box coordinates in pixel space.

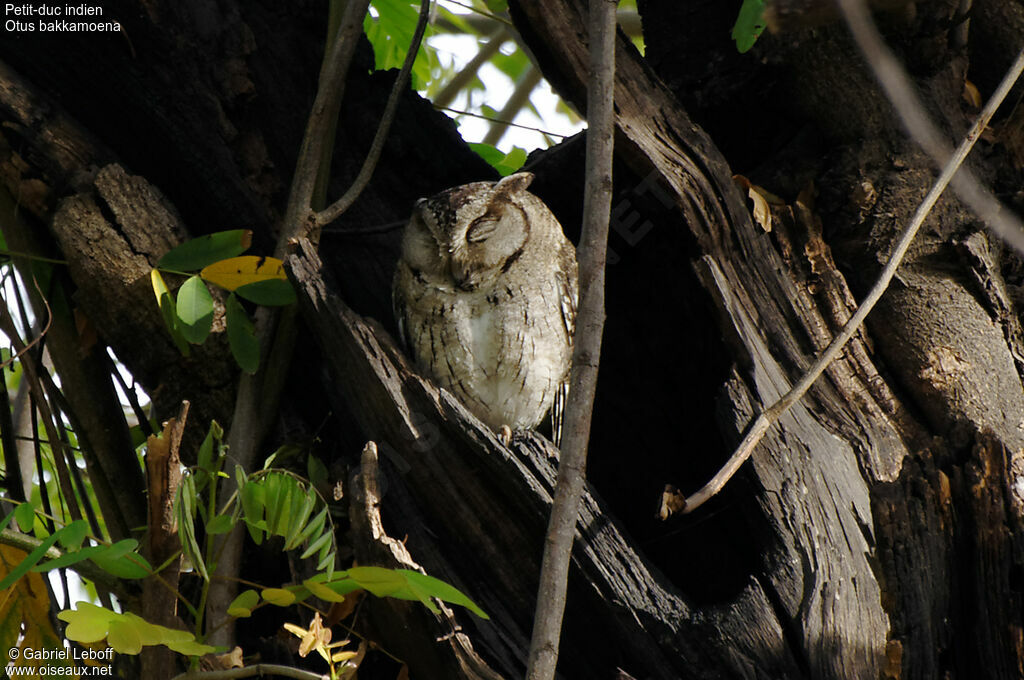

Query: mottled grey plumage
[392,172,578,442]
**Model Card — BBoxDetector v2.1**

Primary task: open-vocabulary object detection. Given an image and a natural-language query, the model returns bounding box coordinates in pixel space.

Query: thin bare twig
[170,664,328,680]
[836,0,1024,253]
[316,0,433,227]
[440,0,513,26]
[437,106,572,138]
[524,0,617,678]
[0,276,51,371]
[682,33,1024,514]
[279,0,373,252]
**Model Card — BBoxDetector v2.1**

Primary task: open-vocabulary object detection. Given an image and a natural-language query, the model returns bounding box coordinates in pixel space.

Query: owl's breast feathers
[393,253,574,432]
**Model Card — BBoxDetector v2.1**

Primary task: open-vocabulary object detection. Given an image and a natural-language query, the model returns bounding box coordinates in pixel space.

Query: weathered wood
[288,240,800,679]
[349,440,506,680]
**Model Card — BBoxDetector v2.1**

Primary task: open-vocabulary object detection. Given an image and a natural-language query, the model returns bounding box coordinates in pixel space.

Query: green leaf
[732,0,766,53]
[303,577,347,603]
[240,477,266,545]
[166,638,220,656]
[57,519,90,551]
[90,540,152,579]
[261,473,283,536]
[157,230,252,271]
[297,505,328,546]
[233,279,296,306]
[311,572,366,598]
[260,587,296,607]
[227,589,260,618]
[175,475,208,580]
[307,455,328,489]
[32,545,106,573]
[271,479,294,538]
[13,502,36,533]
[283,492,317,551]
[196,422,223,475]
[285,584,312,604]
[300,528,333,560]
[365,0,436,86]
[0,531,62,590]
[399,569,489,619]
[225,294,259,373]
[107,617,143,654]
[58,604,218,657]
[58,602,116,644]
[176,276,215,344]
[205,514,234,535]
[151,269,191,356]
[467,143,528,177]
[316,549,335,574]
[346,566,406,598]
[0,509,14,533]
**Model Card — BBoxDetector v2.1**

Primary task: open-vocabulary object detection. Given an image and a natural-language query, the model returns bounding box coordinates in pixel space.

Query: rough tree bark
[2,0,1024,679]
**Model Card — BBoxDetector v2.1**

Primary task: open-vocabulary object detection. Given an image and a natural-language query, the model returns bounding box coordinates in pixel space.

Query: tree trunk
[3,0,1024,678]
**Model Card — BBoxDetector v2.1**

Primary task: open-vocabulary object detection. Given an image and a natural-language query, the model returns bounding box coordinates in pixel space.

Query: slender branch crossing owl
[392,172,578,441]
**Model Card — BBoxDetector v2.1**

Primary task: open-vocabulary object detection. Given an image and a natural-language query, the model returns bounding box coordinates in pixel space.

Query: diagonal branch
[836,0,1024,253]
[682,34,1024,514]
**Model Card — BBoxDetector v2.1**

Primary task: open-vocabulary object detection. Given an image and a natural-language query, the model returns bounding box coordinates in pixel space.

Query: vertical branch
[524,0,616,678]
[281,0,373,249]
[217,0,430,646]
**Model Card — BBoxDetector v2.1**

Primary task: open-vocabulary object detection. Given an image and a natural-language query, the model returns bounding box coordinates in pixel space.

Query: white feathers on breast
[392,172,578,437]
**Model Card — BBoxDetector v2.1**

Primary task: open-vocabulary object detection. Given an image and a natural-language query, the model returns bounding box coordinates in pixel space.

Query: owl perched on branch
[393,172,578,444]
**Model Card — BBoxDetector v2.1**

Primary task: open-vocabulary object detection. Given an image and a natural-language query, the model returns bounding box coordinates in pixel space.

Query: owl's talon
[499,425,513,447]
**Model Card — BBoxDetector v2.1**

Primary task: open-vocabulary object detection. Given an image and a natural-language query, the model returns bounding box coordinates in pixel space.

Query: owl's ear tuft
[494,172,534,196]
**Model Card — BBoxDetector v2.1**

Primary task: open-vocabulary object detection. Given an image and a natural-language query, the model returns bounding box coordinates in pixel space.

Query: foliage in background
[362,0,644,174]
[0,421,485,677]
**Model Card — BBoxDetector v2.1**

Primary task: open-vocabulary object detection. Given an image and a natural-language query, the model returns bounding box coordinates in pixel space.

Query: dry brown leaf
[733,175,781,232]
[657,484,687,520]
[962,79,981,108]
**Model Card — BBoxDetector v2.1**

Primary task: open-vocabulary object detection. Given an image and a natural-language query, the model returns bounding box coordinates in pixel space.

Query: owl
[392,172,578,444]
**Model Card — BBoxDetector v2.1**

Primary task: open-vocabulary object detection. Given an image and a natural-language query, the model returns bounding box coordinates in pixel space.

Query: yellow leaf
[963,79,982,108]
[1,546,75,674]
[150,269,171,306]
[304,578,347,603]
[338,640,368,678]
[200,256,287,291]
[261,587,296,607]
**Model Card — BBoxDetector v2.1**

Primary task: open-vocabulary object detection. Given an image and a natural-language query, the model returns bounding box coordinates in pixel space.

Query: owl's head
[399,172,540,291]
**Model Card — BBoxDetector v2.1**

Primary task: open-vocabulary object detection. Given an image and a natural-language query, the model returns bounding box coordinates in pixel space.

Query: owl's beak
[451,260,477,291]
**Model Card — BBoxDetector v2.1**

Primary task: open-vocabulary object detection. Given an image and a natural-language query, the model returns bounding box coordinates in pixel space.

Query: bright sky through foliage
[427,1,585,153]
